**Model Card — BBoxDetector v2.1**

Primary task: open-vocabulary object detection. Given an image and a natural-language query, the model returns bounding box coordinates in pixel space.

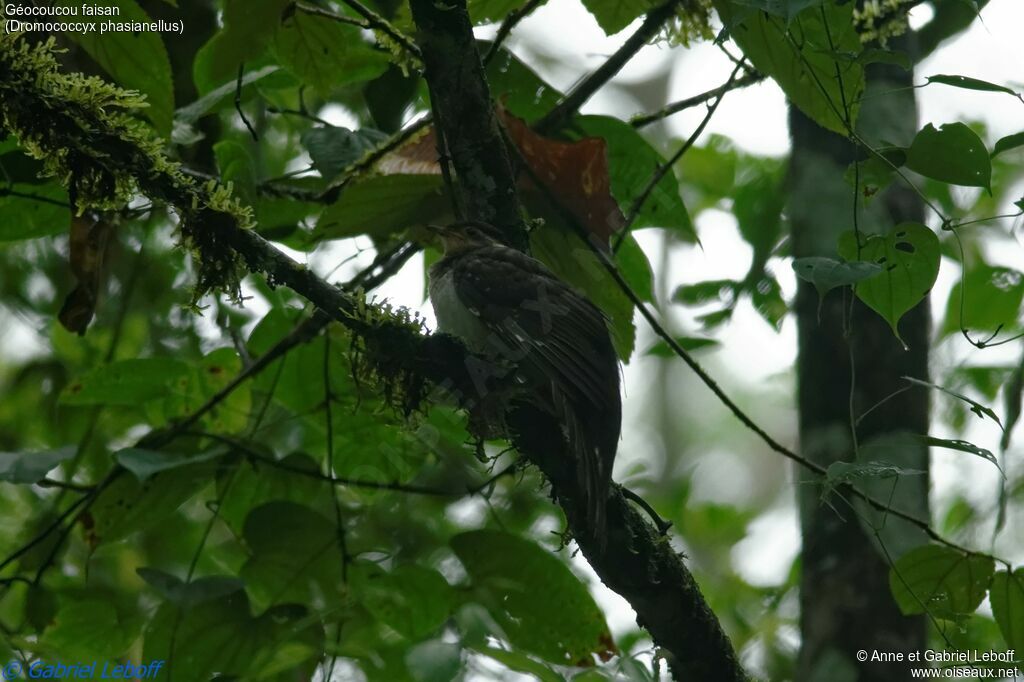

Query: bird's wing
[449,245,618,415]
[451,244,621,537]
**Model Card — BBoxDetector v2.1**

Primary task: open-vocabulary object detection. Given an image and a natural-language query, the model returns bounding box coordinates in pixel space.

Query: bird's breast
[429,265,492,351]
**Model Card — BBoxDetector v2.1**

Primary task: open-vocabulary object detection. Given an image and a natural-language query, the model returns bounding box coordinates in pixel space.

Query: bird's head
[428,221,505,254]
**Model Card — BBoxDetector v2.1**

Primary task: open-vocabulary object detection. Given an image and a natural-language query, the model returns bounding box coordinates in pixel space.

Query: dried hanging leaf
[500,109,624,246]
[58,215,114,335]
[375,111,625,246]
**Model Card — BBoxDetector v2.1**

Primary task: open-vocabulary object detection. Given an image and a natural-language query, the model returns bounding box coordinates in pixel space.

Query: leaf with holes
[903,376,1004,431]
[452,530,616,666]
[906,123,991,192]
[990,568,1024,653]
[918,436,1001,473]
[889,545,994,618]
[838,223,940,346]
[926,74,1021,98]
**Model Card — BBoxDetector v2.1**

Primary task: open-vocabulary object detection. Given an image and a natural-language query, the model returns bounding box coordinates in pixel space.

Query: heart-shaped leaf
[906,123,991,192]
[838,223,940,346]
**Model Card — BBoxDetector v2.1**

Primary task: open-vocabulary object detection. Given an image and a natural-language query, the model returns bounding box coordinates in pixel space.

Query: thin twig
[336,0,423,62]
[483,0,545,65]
[235,64,259,142]
[292,1,369,28]
[614,61,745,251]
[630,71,765,128]
[534,0,682,133]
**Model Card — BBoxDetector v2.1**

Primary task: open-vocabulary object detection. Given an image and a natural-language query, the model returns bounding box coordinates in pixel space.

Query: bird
[427,221,621,540]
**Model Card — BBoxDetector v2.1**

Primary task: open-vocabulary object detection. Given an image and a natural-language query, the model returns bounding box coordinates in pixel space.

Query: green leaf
[144,588,321,680]
[452,529,615,666]
[530,225,636,360]
[942,265,1024,337]
[469,644,564,682]
[793,257,883,300]
[216,452,332,535]
[644,336,720,357]
[750,274,787,331]
[733,163,785,262]
[581,0,653,35]
[240,502,344,611]
[906,123,991,192]
[193,0,291,94]
[918,436,1001,472]
[354,563,456,640]
[837,223,940,345]
[316,175,447,241]
[57,0,174,135]
[272,9,389,94]
[0,447,75,484]
[136,568,245,606]
[60,358,189,406]
[302,126,389,181]
[992,131,1024,159]
[484,47,563,123]
[175,65,281,124]
[888,545,994,618]
[925,74,1021,98]
[214,140,258,208]
[406,641,463,682]
[468,0,525,22]
[716,0,864,135]
[115,447,228,482]
[0,184,70,242]
[903,376,1004,430]
[732,0,826,24]
[615,234,655,302]
[990,568,1024,653]
[576,116,695,241]
[40,597,137,660]
[89,456,220,543]
[144,348,251,433]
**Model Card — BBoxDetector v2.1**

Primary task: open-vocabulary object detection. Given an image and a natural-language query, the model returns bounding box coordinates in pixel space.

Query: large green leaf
[530,224,636,360]
[942,264,1024,337]
[484,47,563,122]
[57,0,174,135]
[40,597,138,660]
[214,140,258,209]
[60,358,189,406]
[146,348,252,432]
[354,563,456,640]
[906,123,991,192]
[576,115,695,241]
[193,0,291,94]
[272,9,390,94]
[88,457,220,543]
[888,545,994,618]
[451,530,615,666]
[581,0,654,35]
[240,502,344,611]
[216,452,332,535]
[716,0,863,135]
[316,175,447,241]
[990,568,1024,653]
[115,446,228,482]
[838,223,940,345]
[0,183,70,242]
[143,585,322,680]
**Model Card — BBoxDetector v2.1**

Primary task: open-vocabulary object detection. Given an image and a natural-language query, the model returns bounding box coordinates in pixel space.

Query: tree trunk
[788,48,931,681]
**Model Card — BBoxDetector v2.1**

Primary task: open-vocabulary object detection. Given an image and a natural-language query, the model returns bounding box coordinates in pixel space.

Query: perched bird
[427,221,621,539]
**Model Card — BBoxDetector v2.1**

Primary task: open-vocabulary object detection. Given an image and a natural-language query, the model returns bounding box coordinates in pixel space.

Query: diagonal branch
[534,0,682,134]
